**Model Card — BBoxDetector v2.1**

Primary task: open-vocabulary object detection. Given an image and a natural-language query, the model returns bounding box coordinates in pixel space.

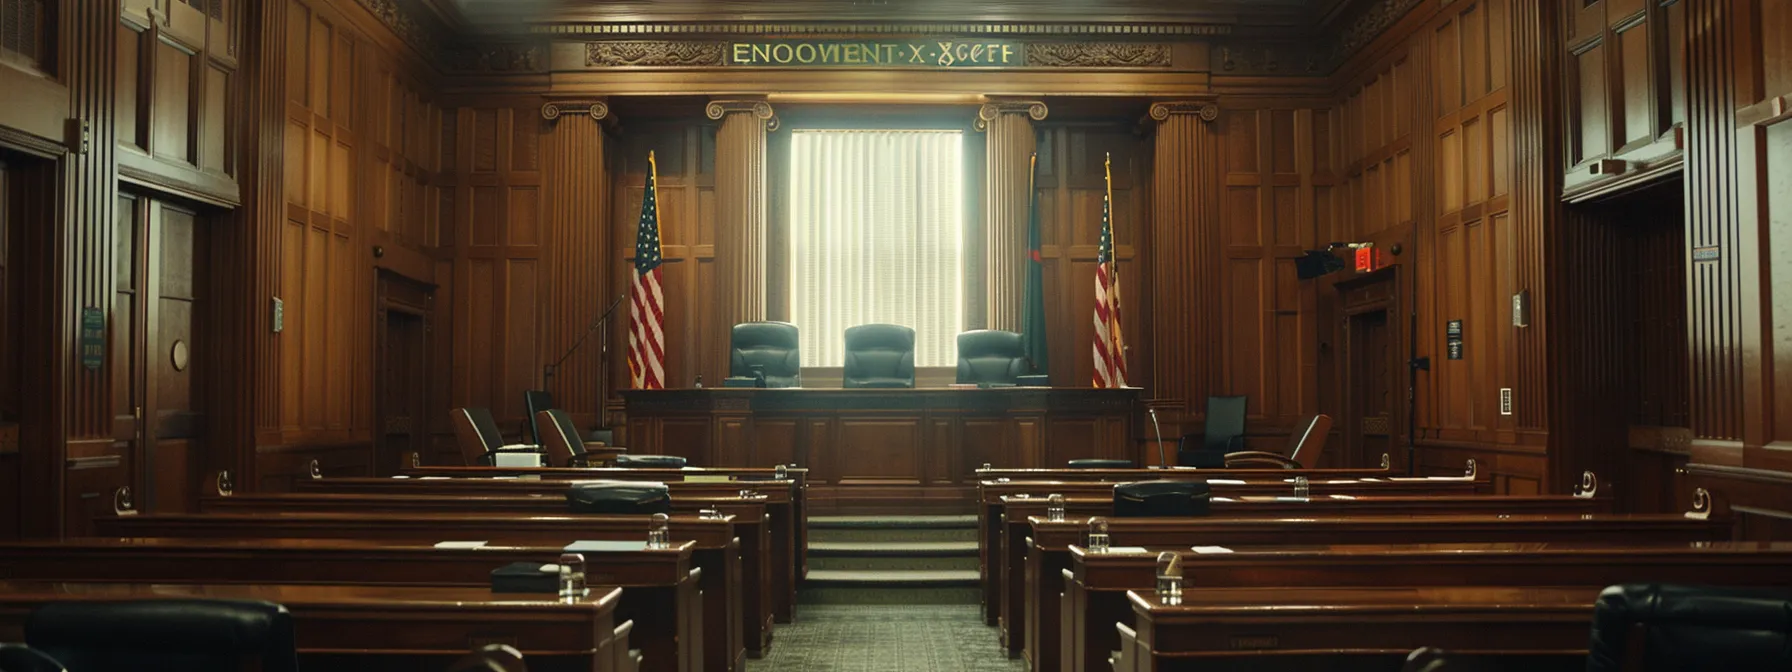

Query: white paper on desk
[684,475,732,483]
[1104,546,1151,554]
[1325,479,1359,484]
[1211,496,1238,502]
[391,475,411,479]
[1190,546,1235,554]
[1206,479,1247,485]
[1330,494,1358,500]
[1360,477,1385,482]
[419,476,449,480]
[565,540,651,553]
[434,541,487,549]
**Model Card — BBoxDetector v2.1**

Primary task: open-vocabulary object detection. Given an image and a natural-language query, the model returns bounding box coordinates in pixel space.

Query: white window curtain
[789,129,964,367]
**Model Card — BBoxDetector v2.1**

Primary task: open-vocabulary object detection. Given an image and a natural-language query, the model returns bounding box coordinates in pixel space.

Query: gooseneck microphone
[1148,408,1167,469]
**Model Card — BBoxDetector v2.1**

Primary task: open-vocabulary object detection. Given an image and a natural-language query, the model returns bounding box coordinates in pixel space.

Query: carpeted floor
[744,604,1026,672]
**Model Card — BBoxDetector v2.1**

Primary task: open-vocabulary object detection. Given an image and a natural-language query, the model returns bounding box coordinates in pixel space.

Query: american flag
[1092,153,1128,388]
[628,152,666,390]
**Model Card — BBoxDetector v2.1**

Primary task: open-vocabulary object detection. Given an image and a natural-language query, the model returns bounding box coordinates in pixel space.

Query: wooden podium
[621,387,1140,514]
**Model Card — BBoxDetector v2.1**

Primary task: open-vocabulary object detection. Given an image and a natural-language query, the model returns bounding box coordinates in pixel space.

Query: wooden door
[1345,308,1395,470]
[115,196,206,515]
[375,272,433,475]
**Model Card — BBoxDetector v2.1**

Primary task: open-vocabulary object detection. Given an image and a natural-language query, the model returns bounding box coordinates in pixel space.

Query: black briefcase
[1112,480,1212,517]
[614,454,688,469]
[566,482,673,515]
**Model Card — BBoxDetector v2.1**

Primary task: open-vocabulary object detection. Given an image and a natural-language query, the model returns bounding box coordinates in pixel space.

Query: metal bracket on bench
[113,486,138,516]
[309,459,322,480]
[1464,458,1478,479]
[216,470,234,497]
[1380,453,1391,470]
[1684,488,1712,520]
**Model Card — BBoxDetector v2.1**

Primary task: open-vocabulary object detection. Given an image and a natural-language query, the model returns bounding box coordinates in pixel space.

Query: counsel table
[622,387,1139,514]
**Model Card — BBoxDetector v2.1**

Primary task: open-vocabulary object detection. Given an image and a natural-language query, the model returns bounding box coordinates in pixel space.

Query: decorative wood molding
[441,41,546,72]
[1148,100,1219,123]
[974,100,1048,132]
[541,100,611,123]
[586,41,727,67]
[1213,43,1326,75]
[1024,43,1172,68]
[350,0,445,58]
[1329,0,1425,61]
[536,22,1230,37]
[706,99,778,131]
[0,124,67,160]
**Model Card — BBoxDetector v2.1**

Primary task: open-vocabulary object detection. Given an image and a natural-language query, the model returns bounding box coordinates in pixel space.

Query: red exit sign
[1354,246,1375,272]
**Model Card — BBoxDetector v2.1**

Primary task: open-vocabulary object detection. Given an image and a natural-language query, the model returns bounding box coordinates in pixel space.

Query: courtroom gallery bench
[0,580,636,672]
[94,512,748,672]
[201,489,789,642]
[1011,512,1731,671]
[0,537,704,672]
[1111,586,1597,672]
[1067,541,1792,672]
[298,473,806,609]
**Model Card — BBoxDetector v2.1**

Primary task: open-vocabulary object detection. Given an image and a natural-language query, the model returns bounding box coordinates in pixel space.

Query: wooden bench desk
[390,466,809,577]
[297,475,802,615]
[1014,513,1730,671]
[0,580,634,672]
[1071,541,1792,672]
[95,512,747,672]
[986,491,1607,630]
[1112,586,1599,672]
[974,466,1399,482]
[975,468,1492,624]
[199,490,786,644]
[0,537,702,672]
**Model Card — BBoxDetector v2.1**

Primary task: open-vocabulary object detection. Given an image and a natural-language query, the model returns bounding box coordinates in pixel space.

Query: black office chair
[0,645,66,672]
[1112,480,1212,517]
[524,390,554,445]
[731,322,802,388]
[537,408,598,467]
[956,330,1029,385]
[843,324,916,388]
[1587,584,1792,671]
[26,599,299,672]
[1178,396,1247,467]
[452,407,532,467]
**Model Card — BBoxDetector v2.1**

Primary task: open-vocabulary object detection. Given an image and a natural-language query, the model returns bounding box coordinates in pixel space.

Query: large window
[789,129,964,367]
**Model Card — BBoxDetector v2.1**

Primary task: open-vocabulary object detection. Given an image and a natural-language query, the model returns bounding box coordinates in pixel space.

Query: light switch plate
[1499,388,1513,416]
[272,297,284,333]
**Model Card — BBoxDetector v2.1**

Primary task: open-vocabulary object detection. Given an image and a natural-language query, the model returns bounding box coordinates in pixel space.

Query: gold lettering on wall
[727,39,1023,67]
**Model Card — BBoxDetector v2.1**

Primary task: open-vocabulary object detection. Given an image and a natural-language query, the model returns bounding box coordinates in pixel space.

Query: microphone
[1148,408,1167,469]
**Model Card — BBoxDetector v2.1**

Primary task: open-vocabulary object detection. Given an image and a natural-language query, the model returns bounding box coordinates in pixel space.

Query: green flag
[1021,152,1049,375]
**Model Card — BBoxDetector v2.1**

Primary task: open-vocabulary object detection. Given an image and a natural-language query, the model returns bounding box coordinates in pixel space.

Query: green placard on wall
[80,306,104,370]
[728,39,1024,68]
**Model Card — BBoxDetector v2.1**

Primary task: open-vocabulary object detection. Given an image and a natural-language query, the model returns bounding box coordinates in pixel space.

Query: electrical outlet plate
[272,297,284,333]
[1499,388,1513,415]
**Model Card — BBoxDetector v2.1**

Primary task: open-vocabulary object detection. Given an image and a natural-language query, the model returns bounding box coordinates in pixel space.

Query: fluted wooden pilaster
[542,101,613,419]
[1147,100,1220,407]
[709,99,775,383]
[978,100,1047,332]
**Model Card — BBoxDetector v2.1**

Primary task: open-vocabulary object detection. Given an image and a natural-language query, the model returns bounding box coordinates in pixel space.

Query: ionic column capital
[541,99,611,123]
[1147,99,1220,123]
[974,100,1049,131]
[707,99,779,131]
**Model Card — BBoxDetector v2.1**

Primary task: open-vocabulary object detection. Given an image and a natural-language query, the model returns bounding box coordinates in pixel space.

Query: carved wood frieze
[541,22,1228,37]
[586,41,727,67]
[441,42,547,72]
[352,0,444,57]
[1024,43,1172,68]
[1214,43,1326,75]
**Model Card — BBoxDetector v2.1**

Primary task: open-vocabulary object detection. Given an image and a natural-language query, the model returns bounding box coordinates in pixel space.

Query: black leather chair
[1112,480,1212,517]
[731,321,802,388]
[0,645,66,672]
[843,324,916,388]
[524,390,554,445]
[537,408,597,467]
[452,407,528,466]
[615,454,687,469]
[1225,413,1333,469]
[25,599,299,672]
[1587,584,1792,672]
[956,330,1029,384]
[1178,396,1247,467]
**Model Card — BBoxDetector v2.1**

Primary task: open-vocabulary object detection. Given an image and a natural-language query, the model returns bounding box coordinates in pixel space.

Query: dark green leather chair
[730,321,802,388]
[955,329,1029,384]
[843,324,915,388]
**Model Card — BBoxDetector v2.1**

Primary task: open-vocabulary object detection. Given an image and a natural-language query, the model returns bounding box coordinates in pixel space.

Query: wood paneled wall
[610,123,717,394]
[439,103,544,447]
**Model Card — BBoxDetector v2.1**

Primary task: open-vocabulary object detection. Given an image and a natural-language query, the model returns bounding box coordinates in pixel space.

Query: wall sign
[728,39,1023,68]
[1445,319,1464,360]
[79,307,104,370]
